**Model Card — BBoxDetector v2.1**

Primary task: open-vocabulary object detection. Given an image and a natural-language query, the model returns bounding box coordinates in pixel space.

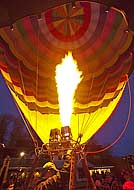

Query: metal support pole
[69,151,77,190]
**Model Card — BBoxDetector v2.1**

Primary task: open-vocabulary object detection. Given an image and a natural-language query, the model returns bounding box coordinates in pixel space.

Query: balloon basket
[35,126,80,159]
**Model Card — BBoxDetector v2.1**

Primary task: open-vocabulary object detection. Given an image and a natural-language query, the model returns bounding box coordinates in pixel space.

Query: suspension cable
[79,73,94,134]
[84,78,132,154]
[81,73,108,135]
[13,98,38,147]
[35,18,40,132]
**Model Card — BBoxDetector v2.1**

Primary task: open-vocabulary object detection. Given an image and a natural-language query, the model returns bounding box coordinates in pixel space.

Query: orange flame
[55,52,83,127]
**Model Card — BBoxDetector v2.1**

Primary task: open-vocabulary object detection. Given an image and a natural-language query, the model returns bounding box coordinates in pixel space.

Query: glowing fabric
[0,1,133,144]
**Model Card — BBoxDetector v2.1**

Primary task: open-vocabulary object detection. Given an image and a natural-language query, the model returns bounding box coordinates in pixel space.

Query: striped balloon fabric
[0,1,133,144]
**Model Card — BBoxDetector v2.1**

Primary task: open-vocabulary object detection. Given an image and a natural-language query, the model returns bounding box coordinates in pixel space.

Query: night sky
[0,73,134,157]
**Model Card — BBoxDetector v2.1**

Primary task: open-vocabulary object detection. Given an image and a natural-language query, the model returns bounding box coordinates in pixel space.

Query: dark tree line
[0,114,35,157]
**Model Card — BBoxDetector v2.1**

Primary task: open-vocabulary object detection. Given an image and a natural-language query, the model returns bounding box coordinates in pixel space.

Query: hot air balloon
[0,1,134,189]
[0,1,133,154]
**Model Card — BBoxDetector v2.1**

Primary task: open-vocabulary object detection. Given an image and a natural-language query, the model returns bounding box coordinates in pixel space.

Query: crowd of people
[92,169,134,190]
[1,166,134,190]
[1,168,134,190]
[1,151,134,190]
[0,150,72,190]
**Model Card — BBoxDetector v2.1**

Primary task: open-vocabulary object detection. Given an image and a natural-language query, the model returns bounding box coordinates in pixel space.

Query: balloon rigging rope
[8,37,31,125]
[18,61,32,125]
[80,75,108,135]
[84,75,108,132]
[77,111,80,138]
[84,78,132,155]
[79,73,94,134]
[15,102,37,145]
[35,22,40,131]
[11,30,40,147]
[6,36,37,145]
[14,62,37,145]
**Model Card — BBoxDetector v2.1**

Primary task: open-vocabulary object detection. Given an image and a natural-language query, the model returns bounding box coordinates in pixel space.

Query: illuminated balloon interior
[0,1,133,146]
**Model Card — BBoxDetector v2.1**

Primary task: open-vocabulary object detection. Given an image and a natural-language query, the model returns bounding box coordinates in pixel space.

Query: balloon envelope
[0,1,133,144]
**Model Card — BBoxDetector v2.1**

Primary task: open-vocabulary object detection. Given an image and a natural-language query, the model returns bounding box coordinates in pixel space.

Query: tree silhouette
[0,114,15,145]
[0,114,35,155]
